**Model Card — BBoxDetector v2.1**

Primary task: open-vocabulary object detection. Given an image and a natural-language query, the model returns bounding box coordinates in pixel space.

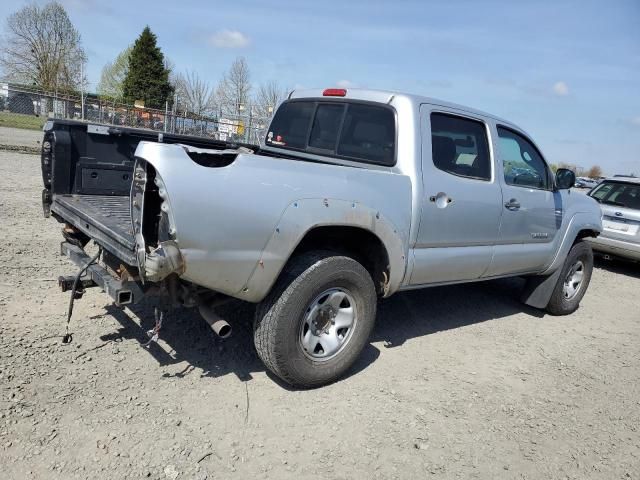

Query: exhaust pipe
[198,303,232,339]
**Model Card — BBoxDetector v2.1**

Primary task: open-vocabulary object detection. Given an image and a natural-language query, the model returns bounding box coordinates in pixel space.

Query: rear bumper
[61,242,145,305]
[586,235,640,261]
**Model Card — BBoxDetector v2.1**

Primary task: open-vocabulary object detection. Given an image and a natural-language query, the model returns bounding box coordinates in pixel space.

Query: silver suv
[587,177,640,261]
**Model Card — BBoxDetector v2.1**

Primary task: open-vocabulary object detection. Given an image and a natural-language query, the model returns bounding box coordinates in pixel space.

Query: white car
[575,177,599,189]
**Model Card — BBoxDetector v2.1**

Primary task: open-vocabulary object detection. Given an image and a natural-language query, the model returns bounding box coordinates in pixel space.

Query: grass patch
[0,111,46,130]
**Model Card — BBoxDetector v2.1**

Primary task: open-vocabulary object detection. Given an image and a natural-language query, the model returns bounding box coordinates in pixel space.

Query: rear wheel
[254,251,377,388]
[545,241,594,315]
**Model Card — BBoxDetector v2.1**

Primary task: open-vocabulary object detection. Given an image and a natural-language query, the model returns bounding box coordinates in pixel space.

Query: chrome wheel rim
[299,288,357,361]
[563,260,585,299]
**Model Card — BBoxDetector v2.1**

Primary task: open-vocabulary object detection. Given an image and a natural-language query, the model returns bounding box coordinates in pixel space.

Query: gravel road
[1,151,639,480]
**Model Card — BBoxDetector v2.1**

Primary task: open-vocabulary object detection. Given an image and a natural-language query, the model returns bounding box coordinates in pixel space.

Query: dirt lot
[1,151,639,480]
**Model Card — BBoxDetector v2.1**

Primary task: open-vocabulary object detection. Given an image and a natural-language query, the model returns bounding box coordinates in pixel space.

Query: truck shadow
[99,276,542,388]
[594,256,640,279]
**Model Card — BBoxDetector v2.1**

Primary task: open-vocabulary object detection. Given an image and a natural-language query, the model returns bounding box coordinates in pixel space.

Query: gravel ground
[1,151,639,480]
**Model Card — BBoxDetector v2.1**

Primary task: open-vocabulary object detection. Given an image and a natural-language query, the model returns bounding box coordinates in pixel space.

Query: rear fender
[242,199,407,302]
[134,141,412,301]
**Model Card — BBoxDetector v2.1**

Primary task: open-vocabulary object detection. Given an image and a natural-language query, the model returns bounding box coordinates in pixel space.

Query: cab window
[430,113,491,181]
[498,127,551,190]
[266,100,396,166]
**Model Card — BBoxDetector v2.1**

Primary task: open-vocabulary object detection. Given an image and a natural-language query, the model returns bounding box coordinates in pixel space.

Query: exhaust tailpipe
[198,304,232,339]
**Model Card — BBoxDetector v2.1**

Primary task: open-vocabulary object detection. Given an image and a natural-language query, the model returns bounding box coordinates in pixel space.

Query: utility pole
[80,62,85,121]
[164,100,168,133]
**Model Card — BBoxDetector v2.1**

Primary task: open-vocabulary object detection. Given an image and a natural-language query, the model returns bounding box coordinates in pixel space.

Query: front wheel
[254,251,377,388]
[545,240,594,315]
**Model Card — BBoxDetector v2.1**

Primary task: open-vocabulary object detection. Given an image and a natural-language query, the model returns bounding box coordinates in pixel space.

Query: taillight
[41,133,53,187]
[323,88,347,97]
[41,134,54,217]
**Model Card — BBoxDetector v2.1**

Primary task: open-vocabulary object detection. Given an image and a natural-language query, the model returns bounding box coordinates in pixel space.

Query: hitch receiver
[58,275,96,293]
[60,242,144,306]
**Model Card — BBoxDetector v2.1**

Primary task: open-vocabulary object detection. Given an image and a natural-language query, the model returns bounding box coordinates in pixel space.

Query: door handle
[504,199,520,210]
[429,192,453,208]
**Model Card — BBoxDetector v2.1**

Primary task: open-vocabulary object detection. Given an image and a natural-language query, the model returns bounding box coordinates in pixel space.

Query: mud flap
[521,268,562,309]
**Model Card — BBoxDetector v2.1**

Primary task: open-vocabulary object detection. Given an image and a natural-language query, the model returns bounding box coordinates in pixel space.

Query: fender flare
[240,198,408,302]
[540,212,602,276]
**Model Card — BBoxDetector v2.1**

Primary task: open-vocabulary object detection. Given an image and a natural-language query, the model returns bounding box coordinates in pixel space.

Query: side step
[60,242,144,305]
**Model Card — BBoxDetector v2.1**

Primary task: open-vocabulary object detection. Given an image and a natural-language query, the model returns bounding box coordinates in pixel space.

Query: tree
[97,46,132,102]
[586,165,603,178]
[0,1,86,92]
[216,57,251,115]
[253,81,288,120]
[122,26,173,109]
[549,163,559,173]
[174,70,215,115]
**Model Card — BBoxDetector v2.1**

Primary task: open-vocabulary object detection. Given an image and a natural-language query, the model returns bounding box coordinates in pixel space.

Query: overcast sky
[3,0,639,174]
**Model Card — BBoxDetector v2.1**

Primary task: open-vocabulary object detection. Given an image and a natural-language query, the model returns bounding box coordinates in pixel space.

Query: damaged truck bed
[42,119,256,304]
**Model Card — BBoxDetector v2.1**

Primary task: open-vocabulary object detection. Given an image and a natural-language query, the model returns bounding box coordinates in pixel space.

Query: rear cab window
[590,181,640,210]
[265,100,396,166]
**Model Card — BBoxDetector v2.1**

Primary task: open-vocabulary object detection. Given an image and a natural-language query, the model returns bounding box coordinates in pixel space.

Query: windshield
[589,181,640,210]
[265,100,396,166]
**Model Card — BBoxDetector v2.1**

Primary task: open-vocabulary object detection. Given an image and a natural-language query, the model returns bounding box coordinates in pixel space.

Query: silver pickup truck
[43,88,602,387]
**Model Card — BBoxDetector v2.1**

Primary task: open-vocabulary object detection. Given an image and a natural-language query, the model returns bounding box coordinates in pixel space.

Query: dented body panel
[134,142,412,302]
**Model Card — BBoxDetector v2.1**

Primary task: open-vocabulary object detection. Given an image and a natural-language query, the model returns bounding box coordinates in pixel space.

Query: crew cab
[42,88,602,387]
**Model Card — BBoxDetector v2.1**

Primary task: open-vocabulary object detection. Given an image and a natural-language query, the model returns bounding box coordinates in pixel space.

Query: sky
[3,0,639,174]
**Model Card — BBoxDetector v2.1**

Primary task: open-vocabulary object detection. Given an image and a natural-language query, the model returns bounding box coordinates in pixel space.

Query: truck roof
[289,87,521,132]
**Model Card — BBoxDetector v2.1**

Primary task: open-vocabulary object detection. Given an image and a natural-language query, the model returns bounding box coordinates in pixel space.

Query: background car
[586,177,640,261]
[575,177,599,189]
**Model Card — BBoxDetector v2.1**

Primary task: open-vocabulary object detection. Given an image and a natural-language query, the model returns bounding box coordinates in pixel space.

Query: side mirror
[555,168,575,190]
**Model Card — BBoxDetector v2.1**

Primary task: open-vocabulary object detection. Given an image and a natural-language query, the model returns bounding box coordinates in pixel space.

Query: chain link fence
[0,82,272,145]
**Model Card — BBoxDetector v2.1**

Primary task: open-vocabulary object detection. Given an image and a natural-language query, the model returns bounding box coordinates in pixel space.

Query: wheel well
[292,226,390,295]
[575,229,599,243]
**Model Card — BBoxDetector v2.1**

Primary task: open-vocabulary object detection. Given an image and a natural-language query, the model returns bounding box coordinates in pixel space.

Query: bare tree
[175,70,216,115]
[97,46,131,102]
[586,165,603,178]
[253,80,289,121]
[1,2,86,92]
[216,57,251,116]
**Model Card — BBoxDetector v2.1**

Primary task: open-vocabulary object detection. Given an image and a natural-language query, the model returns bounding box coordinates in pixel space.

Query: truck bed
[42,119,257,267]
[51,194,136,265]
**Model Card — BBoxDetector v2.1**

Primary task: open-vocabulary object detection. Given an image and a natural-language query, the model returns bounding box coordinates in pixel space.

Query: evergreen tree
[122,26,173,108]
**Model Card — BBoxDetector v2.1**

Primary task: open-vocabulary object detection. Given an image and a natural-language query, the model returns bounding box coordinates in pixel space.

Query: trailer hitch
[62,246,102,344]
[58,275,96,298]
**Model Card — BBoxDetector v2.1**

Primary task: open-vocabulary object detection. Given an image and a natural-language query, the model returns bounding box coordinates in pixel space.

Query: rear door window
[266,100,396,166]
[590,181,640,209]
[430,113,491,180]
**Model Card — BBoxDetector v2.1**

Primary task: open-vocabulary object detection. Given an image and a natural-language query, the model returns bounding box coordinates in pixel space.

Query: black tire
[545,241,594,316]
[254,251,377,388]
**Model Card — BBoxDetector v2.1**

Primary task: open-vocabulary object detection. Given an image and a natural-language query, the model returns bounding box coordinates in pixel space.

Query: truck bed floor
[51,194,136,264]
